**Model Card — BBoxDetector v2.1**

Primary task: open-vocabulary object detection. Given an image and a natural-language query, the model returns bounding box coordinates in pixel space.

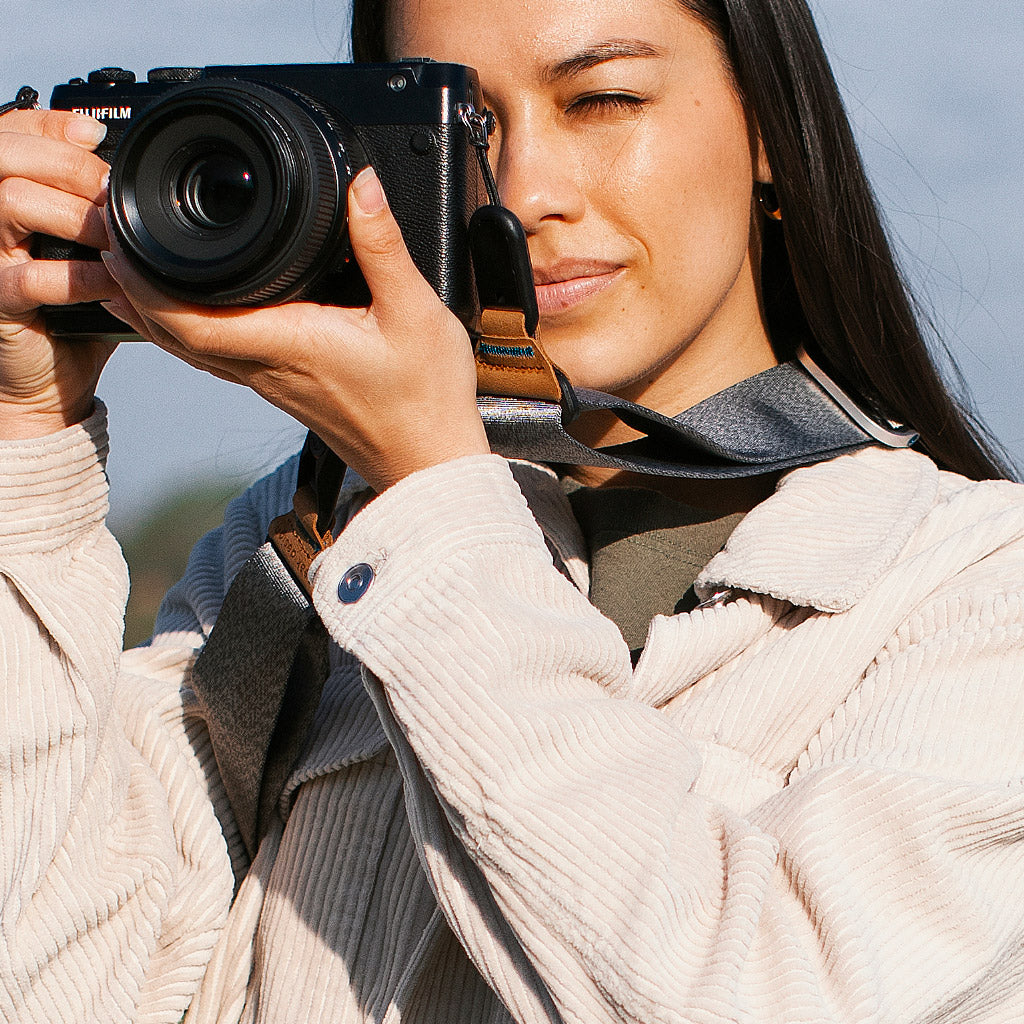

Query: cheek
[585,105,757,291]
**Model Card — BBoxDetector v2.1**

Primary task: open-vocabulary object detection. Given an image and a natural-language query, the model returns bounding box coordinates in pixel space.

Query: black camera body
[41,61,486,341]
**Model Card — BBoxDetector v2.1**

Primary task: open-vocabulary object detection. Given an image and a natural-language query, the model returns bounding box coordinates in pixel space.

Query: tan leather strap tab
[475,308,562,403]
[268,484,334,597]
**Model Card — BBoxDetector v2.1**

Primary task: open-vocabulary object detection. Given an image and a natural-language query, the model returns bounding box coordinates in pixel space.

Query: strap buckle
[796,347,918,449]
[268,433,342,596]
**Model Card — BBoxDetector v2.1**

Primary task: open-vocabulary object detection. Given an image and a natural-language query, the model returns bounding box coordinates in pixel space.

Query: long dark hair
[351,0,1015,481]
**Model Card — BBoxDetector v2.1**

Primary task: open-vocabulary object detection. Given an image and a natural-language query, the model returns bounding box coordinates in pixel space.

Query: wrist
[0,400,110,549]
[345,421,491,493]
[0,396,96,440]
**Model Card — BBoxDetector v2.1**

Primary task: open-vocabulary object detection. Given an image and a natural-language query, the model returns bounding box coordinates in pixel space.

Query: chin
[552,348,663,397]
[538,328,643,393]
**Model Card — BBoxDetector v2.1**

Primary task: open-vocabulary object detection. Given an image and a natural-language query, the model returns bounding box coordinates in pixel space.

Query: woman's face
[387,0,777,418]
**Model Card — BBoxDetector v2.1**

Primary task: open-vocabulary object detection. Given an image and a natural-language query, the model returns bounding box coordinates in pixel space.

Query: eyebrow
[541,39,668,83]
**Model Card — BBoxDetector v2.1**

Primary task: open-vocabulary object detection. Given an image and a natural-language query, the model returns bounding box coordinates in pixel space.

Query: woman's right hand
[0,107,120,439]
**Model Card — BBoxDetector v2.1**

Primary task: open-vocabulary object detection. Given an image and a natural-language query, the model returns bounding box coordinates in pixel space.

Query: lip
[532,259,625,316]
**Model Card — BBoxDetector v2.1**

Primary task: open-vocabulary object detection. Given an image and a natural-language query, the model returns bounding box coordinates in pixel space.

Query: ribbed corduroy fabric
[3,407,1024,1023]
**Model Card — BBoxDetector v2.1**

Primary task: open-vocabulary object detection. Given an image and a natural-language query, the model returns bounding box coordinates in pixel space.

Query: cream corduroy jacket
[2,406,1024,1024]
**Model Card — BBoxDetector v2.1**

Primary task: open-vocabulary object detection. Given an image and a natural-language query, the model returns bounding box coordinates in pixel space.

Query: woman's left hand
[101,167,490,493]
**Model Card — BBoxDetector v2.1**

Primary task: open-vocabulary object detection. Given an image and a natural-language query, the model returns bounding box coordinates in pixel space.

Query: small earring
[758,182,782,221]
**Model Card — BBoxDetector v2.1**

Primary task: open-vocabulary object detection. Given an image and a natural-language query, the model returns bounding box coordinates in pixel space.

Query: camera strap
[479,348,918,478]
[461,105,565,406]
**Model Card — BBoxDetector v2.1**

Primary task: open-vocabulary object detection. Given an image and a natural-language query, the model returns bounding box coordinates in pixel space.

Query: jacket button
[338,563,374,603]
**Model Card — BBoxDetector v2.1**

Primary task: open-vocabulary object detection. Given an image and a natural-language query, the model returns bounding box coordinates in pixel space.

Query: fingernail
[351,167,386,214]
[100,250,123,279]
[100,299,130,322]
[66,115,107,148]
[98,171,109,203]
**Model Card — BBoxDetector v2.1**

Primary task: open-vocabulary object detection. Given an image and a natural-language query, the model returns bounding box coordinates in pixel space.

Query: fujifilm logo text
[72,106,132,119]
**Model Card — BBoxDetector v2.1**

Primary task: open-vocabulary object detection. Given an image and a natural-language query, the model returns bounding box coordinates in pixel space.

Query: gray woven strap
[189,542,327,858]
[480,359,908,477]
[188,356,916,856]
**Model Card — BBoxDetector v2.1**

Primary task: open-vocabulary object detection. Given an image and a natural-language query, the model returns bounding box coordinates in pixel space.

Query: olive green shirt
[564,482,744,659]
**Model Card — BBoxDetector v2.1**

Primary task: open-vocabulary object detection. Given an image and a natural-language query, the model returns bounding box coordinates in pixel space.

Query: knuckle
[58,145,94,187]
[0,128,37,172]
[362,218,405,259]
[0,260,35,311]
[17,258,47,294]
[41,110,76,138]
[0,131,16,167]
[0,175,24,216]
[0,266,16,311]
[177,320,219,356]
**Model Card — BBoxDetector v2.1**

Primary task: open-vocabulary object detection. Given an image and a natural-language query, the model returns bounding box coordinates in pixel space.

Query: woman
[1,0,1022,1022]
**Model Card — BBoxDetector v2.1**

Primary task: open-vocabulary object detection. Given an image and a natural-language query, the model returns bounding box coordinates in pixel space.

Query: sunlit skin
[0,0,781,509]
[0,111,117,437]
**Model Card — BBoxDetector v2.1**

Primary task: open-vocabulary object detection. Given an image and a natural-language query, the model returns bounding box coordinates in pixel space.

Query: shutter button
[339,563,375,603]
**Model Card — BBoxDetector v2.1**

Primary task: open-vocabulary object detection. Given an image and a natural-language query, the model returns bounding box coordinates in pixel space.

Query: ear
[754,129,772,186]
[745,109,773,186]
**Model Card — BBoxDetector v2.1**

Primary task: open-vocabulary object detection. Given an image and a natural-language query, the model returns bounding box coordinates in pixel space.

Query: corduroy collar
[695,445,939,612]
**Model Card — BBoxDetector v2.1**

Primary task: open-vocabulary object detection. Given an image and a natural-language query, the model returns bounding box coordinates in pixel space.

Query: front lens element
[178,152,258,229]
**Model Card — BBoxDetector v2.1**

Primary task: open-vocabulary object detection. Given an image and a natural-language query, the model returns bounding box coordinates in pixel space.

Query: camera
[39,60,487,342]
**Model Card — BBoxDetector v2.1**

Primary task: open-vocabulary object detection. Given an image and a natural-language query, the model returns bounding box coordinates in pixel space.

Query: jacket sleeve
[308,453,1024,1024]
[0,407,236,1024]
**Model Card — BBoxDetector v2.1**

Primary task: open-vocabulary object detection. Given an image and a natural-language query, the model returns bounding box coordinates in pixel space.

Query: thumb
[347,166,438,323]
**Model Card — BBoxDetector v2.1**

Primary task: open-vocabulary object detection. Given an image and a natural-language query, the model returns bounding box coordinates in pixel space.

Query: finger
[100,248,240,355]
[0,108,108,151]
[103,290,243,381]
[132,307,249,386]
[101,247,329,365]
[0,176,107,250]
[0,259,118,319]
[0,131,108,203]
[347,167,440,327]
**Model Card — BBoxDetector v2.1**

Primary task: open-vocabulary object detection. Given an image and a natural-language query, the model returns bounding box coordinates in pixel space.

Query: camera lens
[108,80,366,305]
[178,152,257,229]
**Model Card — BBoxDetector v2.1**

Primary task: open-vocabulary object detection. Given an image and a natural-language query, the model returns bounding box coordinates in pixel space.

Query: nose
[493,125,586,234]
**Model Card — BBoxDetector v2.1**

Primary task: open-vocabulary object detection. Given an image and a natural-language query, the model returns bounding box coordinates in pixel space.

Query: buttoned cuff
[308,454,548,647]
[0,401,111,555]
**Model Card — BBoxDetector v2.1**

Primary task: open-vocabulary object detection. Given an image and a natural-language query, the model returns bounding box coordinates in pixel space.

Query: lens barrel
[108,80,365,305]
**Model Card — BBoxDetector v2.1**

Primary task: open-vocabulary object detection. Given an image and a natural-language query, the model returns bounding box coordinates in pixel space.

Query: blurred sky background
[2,0,1022,528]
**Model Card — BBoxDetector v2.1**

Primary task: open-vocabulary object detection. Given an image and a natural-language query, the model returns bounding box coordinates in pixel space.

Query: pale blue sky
[3,0,1021,523]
